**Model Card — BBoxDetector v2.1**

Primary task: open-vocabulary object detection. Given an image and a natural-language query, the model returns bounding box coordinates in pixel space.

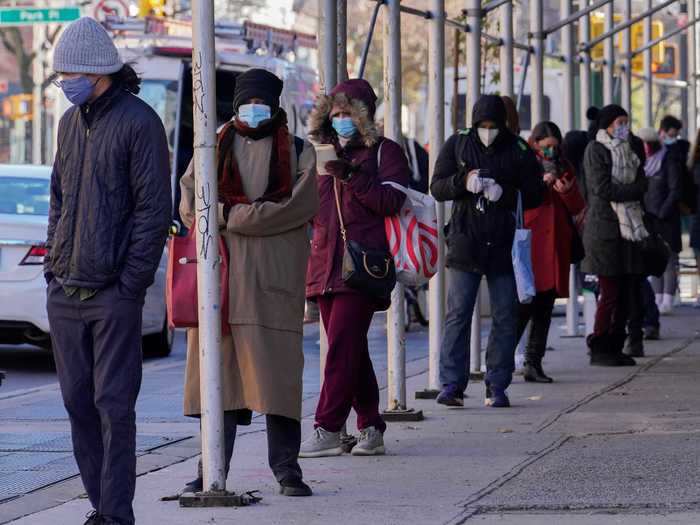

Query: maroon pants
[315,294,386,433]
[594,275,642,338]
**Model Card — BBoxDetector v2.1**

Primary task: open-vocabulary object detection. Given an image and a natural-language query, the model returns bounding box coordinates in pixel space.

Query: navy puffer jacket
[45,86,171,296]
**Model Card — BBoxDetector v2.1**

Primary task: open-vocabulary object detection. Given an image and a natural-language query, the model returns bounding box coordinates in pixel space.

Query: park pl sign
[0,7,81,26]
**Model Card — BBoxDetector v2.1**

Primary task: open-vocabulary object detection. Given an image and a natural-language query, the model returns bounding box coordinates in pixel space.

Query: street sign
[0,7,80,26]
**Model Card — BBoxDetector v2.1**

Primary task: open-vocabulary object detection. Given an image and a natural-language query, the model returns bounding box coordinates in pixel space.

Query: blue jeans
[439,268,519,393]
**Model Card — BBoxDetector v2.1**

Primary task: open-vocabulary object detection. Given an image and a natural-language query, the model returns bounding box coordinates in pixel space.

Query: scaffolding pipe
[603,0,614,105]
[465,0,482,376]
[192,0,226,493]
[530,0,545,124]
[500,0,514,98]
[482,0,511,13]
[426,0,446,395]
[632,72,690,88]
[580,0,592,128]
[358,2,382,79]
[337,0,348,82]
[322,0,338,91]
[562,0,575,132]
[691,0,699,137]
[383,0,408,413]
[621,0,632,110]
[584,0,678,50]
[465,0,482,126]
[643,0,653,126]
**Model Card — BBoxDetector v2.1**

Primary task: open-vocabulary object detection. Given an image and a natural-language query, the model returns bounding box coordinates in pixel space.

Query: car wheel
[143,318,173,358]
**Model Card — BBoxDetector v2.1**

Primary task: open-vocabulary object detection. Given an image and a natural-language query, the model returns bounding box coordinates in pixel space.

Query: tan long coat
[179,132,318,420]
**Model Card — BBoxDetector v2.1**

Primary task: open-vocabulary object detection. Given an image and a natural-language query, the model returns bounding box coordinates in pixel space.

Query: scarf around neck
[217,109,292,206]
[596,129,649,242]
[644,146,666,178]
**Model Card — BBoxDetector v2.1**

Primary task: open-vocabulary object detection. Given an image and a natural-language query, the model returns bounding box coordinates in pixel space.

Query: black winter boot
[589,334,628,367]
[610,333,637,366]
[624,336,645,357]
[522,357,553,383]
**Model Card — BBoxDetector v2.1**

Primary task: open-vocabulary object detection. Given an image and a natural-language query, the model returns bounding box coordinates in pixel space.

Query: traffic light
[654,43,678,78]
[1,94,32,120]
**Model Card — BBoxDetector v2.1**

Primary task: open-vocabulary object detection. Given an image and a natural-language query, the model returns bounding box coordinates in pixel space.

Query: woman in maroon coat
[516,121,585,383]
[300,79,409,458]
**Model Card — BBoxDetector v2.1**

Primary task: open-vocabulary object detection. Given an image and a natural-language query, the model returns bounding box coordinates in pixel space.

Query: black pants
[625,277,646,344]
[516,290,557,363]
[197,410,303,485]
[47,280,143,525]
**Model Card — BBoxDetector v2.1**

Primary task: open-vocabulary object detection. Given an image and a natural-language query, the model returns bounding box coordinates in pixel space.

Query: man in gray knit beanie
[47,17,171,525]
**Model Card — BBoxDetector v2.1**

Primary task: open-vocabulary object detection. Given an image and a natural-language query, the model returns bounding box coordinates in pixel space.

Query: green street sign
[0,7,81,26]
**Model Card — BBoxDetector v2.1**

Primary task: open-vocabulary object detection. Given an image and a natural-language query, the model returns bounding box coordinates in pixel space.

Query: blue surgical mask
[237,103,271,128]
[613,124,630,141]
[332,117,357,138]
[61,76,98,106]
[663,136,678,146]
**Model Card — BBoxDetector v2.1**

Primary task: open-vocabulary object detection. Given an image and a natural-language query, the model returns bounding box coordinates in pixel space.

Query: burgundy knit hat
[330,79,378,118]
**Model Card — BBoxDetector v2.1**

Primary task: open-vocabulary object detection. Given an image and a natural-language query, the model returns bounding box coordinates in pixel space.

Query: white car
[0,164,173,356]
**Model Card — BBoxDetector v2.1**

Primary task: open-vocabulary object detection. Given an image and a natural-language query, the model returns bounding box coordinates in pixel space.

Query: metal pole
[530,0,545,125]
[191,0,225,494]
[384,0,420,420]
[358,0,382,79]
[580,0,592,128]
[465,0,482,126]
[466,0,483,377]
[695,0,700,135]
[337,0,348,82]
[562,0,574,132]
[561,0,579,337]
[643,0,653,126]
[32,24,44,165]
[603,0,615,105]
[421,0,446,398]
[621,0,632,110]
[322,0,337,92]
[687,0,697,138]
[500,0,514,98]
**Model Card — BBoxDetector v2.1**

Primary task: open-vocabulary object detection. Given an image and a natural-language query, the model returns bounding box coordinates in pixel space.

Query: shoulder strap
[454,131,469,169]
[294,136,304,160]
[333,179,347,245]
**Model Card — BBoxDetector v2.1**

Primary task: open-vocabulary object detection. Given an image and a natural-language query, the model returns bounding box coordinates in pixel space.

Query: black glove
[325,159,359,181]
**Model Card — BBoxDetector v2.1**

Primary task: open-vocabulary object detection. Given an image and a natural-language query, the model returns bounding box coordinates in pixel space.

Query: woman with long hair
[517,122,585,382]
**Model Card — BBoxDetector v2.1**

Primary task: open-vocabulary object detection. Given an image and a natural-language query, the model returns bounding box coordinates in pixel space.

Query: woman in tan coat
[179,69,318,497]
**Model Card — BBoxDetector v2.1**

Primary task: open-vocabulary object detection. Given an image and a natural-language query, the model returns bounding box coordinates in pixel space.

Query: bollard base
[469,371,485,381]
[415,389,440,400]
[179,490,261,508]
[382,408,424,422]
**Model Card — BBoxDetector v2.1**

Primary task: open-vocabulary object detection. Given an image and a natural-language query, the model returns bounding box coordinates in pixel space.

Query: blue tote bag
[512,192,535,304]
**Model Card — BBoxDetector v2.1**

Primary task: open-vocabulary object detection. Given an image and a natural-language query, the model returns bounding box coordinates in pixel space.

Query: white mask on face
[478,127,499,147]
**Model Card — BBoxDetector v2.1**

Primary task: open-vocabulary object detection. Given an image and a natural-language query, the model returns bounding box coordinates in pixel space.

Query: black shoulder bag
[333,178,396,300]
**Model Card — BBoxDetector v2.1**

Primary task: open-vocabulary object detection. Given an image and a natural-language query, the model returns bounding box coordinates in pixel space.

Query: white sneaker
[351,426,385,456]
[299,427,343,458]
[660,294,674,315]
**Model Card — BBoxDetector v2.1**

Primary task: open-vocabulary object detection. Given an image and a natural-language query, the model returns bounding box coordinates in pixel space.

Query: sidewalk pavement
[7,307,700,525]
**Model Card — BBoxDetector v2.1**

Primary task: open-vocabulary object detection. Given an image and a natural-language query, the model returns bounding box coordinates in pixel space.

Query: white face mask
[478,127,499,147]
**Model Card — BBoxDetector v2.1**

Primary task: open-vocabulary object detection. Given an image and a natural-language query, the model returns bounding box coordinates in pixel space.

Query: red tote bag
[166,223,230,334]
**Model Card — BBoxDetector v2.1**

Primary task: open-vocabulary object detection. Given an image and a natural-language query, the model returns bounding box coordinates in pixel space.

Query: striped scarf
[596,129,649,242]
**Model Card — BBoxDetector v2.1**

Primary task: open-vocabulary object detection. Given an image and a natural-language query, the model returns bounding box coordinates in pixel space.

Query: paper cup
[314,144,338,175]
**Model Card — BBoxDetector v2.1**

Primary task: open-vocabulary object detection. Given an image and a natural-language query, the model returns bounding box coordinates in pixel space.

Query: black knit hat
[598,104,628,130]
[233,68,283,112]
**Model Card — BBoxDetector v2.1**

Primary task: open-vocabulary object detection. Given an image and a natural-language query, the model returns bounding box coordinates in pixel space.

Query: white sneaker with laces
[351,426,385,456]
[299,427,343,458]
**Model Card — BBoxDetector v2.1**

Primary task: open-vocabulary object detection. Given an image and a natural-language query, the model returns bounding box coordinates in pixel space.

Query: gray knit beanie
[53,17,122,75]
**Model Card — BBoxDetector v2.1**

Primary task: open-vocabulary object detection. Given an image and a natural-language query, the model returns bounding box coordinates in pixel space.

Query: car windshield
[138,79,179,152]
[0,176,50,216]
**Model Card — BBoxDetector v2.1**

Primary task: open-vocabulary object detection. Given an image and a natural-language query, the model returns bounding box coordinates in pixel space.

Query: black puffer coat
[45,86,171,296]
[644,148,683,253]
[430,95,544,274]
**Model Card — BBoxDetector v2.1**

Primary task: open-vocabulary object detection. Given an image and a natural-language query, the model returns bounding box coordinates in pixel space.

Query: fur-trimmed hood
[307,79,380,148]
